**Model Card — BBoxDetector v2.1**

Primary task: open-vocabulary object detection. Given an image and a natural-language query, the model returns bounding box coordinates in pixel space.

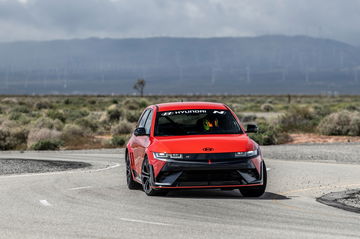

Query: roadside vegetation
[1,95,360,150]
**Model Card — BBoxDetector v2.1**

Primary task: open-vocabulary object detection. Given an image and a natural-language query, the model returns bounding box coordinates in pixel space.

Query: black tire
[239,161,267,197]
[125,152,141,190]
[141,157,168,196]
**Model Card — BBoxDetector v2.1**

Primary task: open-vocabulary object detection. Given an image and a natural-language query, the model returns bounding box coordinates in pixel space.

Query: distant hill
[0,35,359,95]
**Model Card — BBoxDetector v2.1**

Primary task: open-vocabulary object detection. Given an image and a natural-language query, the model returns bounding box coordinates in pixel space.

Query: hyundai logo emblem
[202,147,214,152]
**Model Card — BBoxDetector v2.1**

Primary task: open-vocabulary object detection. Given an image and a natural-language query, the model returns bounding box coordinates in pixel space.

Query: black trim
[177,152,256,163]
[154,159,262,187]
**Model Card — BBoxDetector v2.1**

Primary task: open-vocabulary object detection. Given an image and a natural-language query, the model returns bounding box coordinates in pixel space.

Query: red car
[125,102,267,197]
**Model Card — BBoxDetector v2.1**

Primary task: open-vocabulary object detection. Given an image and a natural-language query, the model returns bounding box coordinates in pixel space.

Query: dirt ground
[289,134,360,144]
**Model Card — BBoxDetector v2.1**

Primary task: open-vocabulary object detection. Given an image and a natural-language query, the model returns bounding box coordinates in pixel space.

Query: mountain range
[0,35,359,95]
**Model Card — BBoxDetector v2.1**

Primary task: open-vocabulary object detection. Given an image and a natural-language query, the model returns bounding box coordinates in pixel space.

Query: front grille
[176,170,244,186]
[179,153,244,162]
[156,168,260,186]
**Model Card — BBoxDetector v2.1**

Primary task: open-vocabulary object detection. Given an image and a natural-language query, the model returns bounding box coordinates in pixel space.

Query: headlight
[234,149,258,158]
[153,152,183,161]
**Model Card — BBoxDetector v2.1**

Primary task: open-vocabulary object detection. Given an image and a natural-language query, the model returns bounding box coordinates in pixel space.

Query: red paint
[126,102,265,188]
[152,184,263,189]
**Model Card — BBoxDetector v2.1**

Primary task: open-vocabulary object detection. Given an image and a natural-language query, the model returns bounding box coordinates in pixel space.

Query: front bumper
[152,157,264,189]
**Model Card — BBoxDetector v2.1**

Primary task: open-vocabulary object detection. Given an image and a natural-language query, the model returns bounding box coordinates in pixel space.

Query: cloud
[0,0,359,45]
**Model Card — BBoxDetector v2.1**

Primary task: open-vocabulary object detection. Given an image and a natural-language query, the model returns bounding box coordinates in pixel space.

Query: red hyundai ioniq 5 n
[125,102,267,197]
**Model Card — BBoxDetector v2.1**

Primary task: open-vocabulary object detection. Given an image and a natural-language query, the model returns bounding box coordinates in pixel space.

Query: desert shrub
[88,99,97,105]
[249,120,291,145]
[63,109,89,122]
[8,113,31,125]
[75,118,98,132]
[12,105,30,113]
[31,139,63,150]
[35,101,52,110]
[62,124,85,139]
[123,99,139,110]
[126,110,142,123]
[240,114,257,123]
[64,98,71,105]
[0,127,30,150]
[10,127,29,147]
[260,103,274,112]
[99,112,110,126]
[88,111,103,120]
[27,128,62,148]
[312,104,331,117]
[1,119,19,128]
[278,105,320,132]
[8,112,22,121]
[317,110,360,136]
[1,97,18,104]
[0,126,29,150]
[345,104,360,111]
[108,109,123,121]
[111,135,127,146]
[33,117,64,131]
[349,117,360,136]
[0,127,11,150]
[28,111,41,118]
[138,98,150,108]
[123,98,149,110]
[111,121,134,135]
[107,104,124,122]
[47,110,66,122]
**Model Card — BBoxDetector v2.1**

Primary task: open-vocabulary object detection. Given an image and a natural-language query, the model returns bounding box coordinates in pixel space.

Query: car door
[131,108,153,176]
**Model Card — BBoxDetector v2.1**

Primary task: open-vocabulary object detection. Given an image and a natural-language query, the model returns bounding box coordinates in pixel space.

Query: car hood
[150,134,255,154]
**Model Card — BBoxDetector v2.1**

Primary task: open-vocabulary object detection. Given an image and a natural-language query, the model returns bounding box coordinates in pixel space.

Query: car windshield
[154,109,243,136]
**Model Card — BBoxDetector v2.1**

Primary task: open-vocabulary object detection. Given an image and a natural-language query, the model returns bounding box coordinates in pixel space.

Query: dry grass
[27,128,62,148]
[0,94,359,150]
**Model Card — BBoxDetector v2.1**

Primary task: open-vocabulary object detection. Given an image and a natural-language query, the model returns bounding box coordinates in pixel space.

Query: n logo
[213,111,225,114]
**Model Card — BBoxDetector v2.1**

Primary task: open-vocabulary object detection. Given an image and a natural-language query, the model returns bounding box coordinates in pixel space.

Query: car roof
[155,102,228,112]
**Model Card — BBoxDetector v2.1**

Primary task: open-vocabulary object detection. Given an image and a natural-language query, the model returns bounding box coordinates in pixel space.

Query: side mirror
[245,124,258,133]
[134,127,147,136]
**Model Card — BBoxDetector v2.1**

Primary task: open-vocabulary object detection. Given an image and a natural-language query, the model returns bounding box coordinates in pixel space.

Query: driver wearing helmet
[202,115,219,131]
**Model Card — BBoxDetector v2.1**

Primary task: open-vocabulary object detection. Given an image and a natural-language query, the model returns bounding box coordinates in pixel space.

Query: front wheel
[141,158,168,196]
[239,162,267,197]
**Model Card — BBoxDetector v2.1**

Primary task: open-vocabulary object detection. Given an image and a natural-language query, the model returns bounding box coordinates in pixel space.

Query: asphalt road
[0,146,360,239]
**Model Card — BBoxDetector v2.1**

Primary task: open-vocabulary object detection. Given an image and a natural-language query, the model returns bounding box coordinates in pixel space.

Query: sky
[0,0,359,45]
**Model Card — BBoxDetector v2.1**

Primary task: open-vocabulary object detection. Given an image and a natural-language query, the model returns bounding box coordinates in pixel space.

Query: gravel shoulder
[263,142,360,213]
[262,142,360,164]
[0,158,91,176]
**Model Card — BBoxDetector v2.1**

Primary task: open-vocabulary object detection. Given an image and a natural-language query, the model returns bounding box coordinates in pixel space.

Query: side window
[138,109,150,128]
[144,110,153,134]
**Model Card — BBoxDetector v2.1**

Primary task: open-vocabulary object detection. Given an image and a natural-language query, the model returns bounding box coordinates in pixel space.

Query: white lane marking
[68,186,93,191]
[91,163,121,172]
[39,200,52,207]
[266,168,271,171]
[119,218,172,226]
[0,163,121,179]
[279,183,360,195]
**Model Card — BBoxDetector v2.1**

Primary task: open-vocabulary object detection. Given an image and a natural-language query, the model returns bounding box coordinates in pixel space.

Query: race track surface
[0,146,360,239]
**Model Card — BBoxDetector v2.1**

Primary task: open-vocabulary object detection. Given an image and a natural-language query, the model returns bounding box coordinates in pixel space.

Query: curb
[317,189,360,213]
